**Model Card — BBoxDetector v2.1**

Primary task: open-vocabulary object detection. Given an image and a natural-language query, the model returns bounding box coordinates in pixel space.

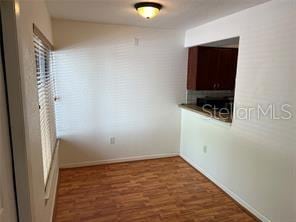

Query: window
[33,25,57,185]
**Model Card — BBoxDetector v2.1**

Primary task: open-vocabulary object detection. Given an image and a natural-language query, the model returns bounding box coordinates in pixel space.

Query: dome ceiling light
[134,2,163,19]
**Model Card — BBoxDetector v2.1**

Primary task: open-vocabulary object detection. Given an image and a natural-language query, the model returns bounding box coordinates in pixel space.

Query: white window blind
[33,29,57,185]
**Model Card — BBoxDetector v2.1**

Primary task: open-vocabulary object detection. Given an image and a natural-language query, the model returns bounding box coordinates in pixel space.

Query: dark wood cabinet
[187,46,238,90]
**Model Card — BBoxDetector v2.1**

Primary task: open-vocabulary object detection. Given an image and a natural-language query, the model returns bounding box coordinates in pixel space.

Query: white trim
[44,139,60,200]
[45,140,60,222]
[49,170,59,222]
[180,154,271,222]
[60,153,179,169]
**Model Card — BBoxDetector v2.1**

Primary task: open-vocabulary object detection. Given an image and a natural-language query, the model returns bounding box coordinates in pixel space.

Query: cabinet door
[187,47,198,90]
[196,47,219,90]
[216,48,238,90]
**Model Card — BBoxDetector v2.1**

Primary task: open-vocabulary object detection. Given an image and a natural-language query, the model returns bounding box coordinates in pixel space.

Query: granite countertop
[179,104,232,123]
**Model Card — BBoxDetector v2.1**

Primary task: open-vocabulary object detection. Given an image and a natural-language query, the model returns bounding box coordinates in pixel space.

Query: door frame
[0,1,33,221]
[0,8,18,222]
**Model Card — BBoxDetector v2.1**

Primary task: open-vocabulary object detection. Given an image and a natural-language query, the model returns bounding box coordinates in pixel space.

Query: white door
[0,35,17,222]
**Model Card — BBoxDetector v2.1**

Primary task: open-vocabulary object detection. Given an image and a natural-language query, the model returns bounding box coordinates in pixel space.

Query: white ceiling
[46,0,269,30]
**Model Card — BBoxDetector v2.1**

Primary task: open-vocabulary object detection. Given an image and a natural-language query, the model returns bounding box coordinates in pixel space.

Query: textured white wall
[182,1,296,221]
[14,1,58,221]
[52,20,187,167]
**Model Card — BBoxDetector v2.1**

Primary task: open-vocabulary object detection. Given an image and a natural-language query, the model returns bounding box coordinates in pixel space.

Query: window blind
[33,29,57,185]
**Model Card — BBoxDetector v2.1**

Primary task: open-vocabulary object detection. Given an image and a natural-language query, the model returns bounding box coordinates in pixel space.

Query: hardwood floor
[54,157,258,222]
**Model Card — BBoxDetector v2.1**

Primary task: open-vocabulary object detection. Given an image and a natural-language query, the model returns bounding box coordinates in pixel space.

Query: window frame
[33,24,57,188]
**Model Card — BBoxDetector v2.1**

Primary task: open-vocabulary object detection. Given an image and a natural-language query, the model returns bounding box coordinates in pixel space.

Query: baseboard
[180,154,271,222]
[49,140,60,222]
[60,153,179,169]
[50,170,59,222]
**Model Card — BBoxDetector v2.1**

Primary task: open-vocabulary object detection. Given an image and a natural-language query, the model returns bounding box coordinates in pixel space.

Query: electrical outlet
[110,137,115,145]
[203,145,207,153]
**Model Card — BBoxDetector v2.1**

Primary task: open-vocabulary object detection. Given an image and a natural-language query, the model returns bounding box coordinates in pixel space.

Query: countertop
[178,104,232,123]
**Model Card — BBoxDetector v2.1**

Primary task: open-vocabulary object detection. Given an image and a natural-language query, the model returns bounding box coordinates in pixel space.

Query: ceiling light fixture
[134,2,163,19]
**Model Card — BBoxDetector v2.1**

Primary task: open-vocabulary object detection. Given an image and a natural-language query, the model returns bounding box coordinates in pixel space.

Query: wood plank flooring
[54,157,258,222]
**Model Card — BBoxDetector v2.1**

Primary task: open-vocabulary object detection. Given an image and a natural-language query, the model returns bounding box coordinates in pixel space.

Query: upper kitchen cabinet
[187,46,238,90]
